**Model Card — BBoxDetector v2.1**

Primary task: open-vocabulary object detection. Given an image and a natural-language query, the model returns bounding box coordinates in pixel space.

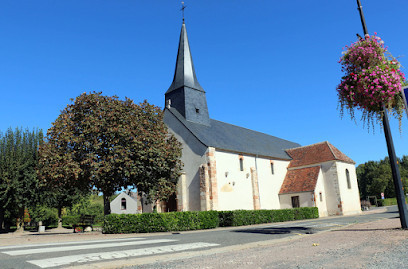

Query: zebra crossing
[0,237,220,268]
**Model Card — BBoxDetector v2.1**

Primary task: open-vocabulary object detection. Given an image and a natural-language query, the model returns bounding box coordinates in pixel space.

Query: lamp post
[356,0,408,228]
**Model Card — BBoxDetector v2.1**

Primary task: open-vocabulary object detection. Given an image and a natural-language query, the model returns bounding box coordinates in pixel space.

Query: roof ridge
[326,141,338,160]
[211,118,301,146]
[286,141,327,151]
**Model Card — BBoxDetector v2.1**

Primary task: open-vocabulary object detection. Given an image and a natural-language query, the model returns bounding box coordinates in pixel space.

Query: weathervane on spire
[181,1,186,22]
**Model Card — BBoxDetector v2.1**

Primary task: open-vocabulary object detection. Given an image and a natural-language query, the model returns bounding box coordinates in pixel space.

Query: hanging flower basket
[337,33,407,129]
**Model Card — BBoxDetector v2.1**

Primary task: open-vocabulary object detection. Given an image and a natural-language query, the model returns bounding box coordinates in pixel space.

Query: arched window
[270,161,275,175]
[239,156,244,171]
[346,169,351,189]
[121,198,127,210]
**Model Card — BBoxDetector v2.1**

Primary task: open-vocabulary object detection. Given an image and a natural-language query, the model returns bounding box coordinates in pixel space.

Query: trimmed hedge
[103,207,318,234]
[218,207,318,227]
[103,211,219,234]
[382,198,397,206]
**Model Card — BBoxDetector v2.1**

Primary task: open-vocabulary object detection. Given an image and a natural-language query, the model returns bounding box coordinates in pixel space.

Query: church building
[160,21,361,217]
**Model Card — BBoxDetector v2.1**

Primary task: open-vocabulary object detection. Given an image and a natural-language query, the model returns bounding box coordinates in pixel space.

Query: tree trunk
[103,194,111,216]
[57,206,63,229]
[0,208,5,231]
[15,207,24,232]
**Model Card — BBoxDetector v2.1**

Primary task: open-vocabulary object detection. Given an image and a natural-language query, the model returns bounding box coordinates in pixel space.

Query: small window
[319,192,323,202]
[270,161,274,175]
[291,196,300,208]
[239,156,244,171]
[195,108,200,113]
[346,169,351,189]
[121,198,127,210]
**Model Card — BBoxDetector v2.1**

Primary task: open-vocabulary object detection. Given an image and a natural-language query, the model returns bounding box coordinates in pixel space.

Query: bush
[62,215,80,226]
[104,207,318,234]
[383,198,397,206]
[103,210,219,234]
[218,208,318,227]
[29,206,59,227]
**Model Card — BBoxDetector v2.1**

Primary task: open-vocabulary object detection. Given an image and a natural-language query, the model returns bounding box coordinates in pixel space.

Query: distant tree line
[356,156,408,200]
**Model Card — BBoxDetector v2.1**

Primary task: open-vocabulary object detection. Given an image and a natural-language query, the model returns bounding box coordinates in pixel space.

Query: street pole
[356,0,408,228]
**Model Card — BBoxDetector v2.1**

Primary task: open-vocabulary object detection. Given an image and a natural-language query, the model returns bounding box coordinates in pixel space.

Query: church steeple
[165,22,210,126]
[166,22,204,94]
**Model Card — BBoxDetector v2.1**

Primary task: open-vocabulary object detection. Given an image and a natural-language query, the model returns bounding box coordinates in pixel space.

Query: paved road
[0,206,398,269]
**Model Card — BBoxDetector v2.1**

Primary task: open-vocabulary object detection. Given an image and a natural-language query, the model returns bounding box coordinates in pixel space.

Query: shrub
[218,208,318,227]
[29,206,58,227]
[103,207,319,234]
[383,198,397,206]
[62,215,80,226]
[294,207,319,220]
[103,210,219,234]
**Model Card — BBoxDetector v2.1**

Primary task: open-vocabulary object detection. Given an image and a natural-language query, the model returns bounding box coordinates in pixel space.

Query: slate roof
[166,22,204,94]
[286,141,355,168]
[279,166,320,194]
[166,107,301,159]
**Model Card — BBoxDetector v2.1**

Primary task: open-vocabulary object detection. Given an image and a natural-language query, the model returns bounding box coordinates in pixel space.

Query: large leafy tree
[0,128,43,231]
[38,92,182,215]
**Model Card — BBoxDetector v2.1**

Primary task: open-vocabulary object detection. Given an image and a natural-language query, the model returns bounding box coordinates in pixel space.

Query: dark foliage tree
[38,184,89,228]
[38,92,182,215]
[356,156,408,199]
[0,128,43,231]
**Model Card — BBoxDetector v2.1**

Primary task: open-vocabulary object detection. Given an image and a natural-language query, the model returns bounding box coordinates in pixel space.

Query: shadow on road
[384,210,399,214]
[231,226,314,235]
[331,228,401,232]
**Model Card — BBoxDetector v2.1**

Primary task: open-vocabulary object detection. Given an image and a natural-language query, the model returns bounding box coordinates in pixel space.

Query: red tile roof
[286,141,355,168]
[279,166,320,194]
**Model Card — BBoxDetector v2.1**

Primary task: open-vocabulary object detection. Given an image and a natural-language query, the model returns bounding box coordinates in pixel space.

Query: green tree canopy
[38,92,182,215]
[0,127,43,231]
[357,156,408,199]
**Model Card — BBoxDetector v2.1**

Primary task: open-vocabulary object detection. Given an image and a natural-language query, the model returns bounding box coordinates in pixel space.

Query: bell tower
[165,22,210,126]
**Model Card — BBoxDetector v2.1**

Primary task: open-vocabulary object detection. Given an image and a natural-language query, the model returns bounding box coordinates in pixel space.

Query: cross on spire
[181,1,186,22]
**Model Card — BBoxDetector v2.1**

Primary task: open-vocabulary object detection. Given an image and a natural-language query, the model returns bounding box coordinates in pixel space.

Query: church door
[166,193,178,212]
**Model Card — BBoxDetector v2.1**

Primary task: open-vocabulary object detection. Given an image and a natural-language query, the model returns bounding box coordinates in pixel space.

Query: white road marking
[28,242,220,268]
[3,239,176,256]
[0,237,145,250]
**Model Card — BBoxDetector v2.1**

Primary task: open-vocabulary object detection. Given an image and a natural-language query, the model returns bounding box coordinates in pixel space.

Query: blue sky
[1,0,407,166]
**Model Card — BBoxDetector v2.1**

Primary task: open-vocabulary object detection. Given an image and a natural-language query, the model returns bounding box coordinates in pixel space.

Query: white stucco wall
[321,161,342,216]
[279,192,314,209]
[335,162,362,215]
[313,169,329,217]
[110,192,139,214]
[215,150,291,211]
[256,158,290,209]
[215,150,255,210]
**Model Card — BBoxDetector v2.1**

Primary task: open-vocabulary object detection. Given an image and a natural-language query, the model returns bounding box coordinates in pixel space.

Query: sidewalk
[132,214,408,269]
[0,227,143,247]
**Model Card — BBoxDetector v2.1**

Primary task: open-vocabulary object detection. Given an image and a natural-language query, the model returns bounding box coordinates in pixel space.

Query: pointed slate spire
[166,22,204,94]
[165,22,210,126]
